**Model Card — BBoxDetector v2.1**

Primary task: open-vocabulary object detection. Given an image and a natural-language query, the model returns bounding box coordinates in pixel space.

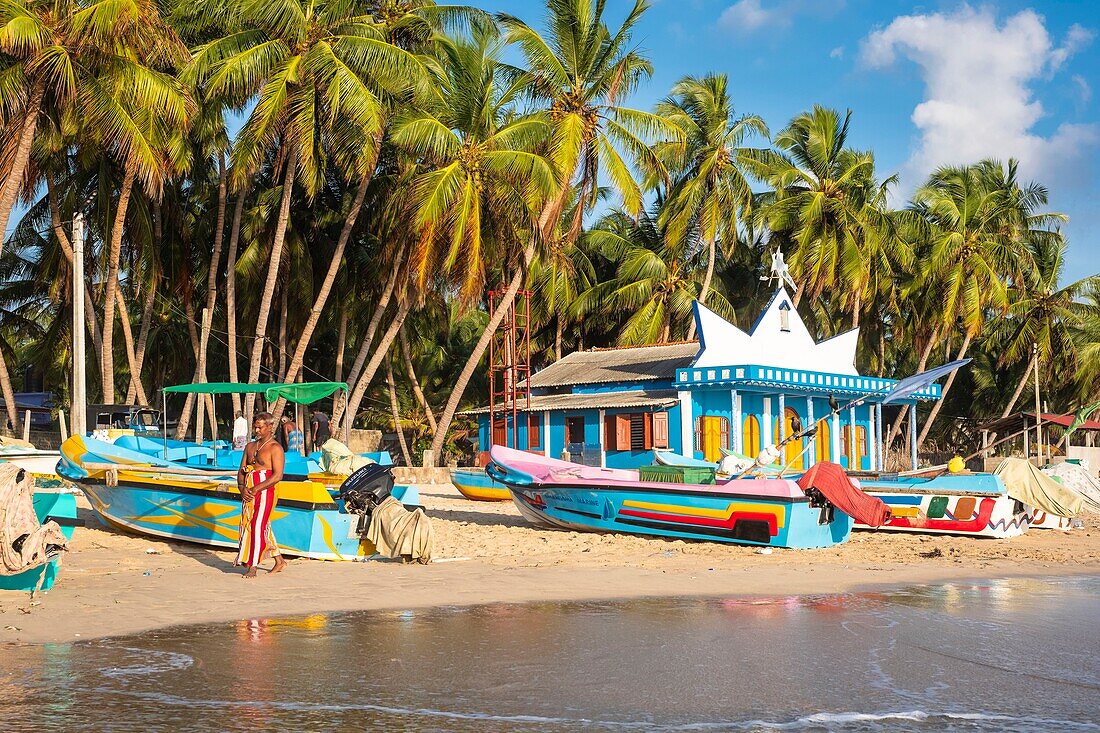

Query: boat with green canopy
[56,382,400,560]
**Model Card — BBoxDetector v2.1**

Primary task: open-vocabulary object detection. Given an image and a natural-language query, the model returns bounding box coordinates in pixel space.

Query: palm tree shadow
[423,506,530,529]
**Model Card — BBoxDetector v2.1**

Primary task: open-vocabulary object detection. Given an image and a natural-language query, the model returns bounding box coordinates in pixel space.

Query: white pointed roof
[692,288,860,376]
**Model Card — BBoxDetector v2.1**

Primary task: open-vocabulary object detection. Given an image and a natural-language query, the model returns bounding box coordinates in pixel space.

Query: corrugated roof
[526,342,699,388]
[459,389,679,416]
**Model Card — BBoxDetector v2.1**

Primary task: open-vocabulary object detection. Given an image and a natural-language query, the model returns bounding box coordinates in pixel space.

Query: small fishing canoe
[487,445,883,549]
[855,473,1030,538]
[0,490,79,592]
[451,467,511,501]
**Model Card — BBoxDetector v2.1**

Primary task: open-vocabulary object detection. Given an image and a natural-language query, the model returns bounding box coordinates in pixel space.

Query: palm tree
[187,0,431,416]
[577,207,732,344]
[911,159,1062,447]
[427,0,675,464]
[746,106,888,323]
[652,74,767,329]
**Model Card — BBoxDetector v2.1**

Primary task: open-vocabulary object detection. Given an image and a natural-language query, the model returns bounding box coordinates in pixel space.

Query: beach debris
[4,625,19,631]
[919,547,943,558]
[755,548,773,555]
[142,570,151,576]
[145,548,160,554]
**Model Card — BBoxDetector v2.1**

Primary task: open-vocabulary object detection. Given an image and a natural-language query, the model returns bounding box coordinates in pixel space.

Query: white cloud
[1073,74,1092,106]
[860,6,1098,186]
[718,0,845,34]
[718,0,780,32]
[830,46,844,59]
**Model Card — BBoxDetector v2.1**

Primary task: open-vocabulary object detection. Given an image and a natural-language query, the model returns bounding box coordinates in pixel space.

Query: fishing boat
[451,467,511,501]
[487,445,889,549]
[853,473,1030,538]
[0,463,79,592]
[57,433,393,560]
[0,438,66,489]
[56,381,403,560]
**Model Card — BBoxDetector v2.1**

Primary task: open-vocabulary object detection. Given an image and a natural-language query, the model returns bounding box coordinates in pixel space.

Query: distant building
[469,288,941,470]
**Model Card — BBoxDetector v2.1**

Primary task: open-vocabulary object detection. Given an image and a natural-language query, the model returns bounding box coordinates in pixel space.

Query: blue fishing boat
[57,434,395,560]
[487,446,890,549]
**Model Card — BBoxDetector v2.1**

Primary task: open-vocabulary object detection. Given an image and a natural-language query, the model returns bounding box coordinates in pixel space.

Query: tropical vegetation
[1,0,1096,464]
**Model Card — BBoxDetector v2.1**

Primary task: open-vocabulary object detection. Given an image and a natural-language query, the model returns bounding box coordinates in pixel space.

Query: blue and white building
[472,287,940,471]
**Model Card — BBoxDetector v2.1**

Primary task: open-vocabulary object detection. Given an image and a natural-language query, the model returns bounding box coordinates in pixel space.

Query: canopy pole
[212,395,218,466]
[162,390,168,459]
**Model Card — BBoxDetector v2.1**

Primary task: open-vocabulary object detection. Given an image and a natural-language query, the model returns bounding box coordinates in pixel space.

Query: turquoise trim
[674,364,940,402]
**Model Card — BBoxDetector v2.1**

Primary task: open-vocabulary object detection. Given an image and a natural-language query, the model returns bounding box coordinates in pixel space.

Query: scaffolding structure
[487,288,532,449]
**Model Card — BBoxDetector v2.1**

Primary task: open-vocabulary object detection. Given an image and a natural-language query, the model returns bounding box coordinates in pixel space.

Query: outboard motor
[339,464,395,536]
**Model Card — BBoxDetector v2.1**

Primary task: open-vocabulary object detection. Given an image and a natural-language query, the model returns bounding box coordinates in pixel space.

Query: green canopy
[163,382,348,404]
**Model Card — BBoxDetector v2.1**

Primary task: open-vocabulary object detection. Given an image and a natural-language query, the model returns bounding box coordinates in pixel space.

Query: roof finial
[761,247,797,291]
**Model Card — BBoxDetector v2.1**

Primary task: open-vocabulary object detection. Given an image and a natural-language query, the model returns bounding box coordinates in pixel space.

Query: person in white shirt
[233,411,249,451]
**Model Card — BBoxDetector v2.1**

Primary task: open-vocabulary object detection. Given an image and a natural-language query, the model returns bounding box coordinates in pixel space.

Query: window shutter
[604,414,617,450]
[528,413,541,449]
[615,414,631,450]
[651,412,668,449]
[643,413,654,449]
[720,417,730,449]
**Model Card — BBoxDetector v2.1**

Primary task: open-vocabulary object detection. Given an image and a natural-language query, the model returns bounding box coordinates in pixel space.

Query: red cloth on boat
[797,462,891,528]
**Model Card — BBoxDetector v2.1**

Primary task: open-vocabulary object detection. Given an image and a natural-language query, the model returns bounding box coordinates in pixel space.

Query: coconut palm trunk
[272,170,372,418]
[886,327,938,448]
[386,360,412,466]
[331,245,406,426]
[916,331,973,448]
[48,177,102,353]
[0,80,45,248]
[195,154,228,406]
[399,326,436,434]
[100,163,138,403]
[0,348,20,435]
[115,296,148,404]
[244,148,298,418]
[1000,351,1037,419]
[225,189,247,414]
[342,297,411,430]
[126,275,158,404]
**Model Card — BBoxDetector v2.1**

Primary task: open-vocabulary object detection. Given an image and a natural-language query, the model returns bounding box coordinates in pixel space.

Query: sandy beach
[4,482,1100,645]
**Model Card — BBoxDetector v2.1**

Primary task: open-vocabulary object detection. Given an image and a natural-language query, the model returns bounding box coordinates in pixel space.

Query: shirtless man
[236,412,288,578]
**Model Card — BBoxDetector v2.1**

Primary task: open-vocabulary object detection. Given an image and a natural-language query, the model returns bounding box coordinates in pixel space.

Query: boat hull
[856,474,1029,538]
[0,491,77,591]
[451,468,511,501]
[502,481,852,549]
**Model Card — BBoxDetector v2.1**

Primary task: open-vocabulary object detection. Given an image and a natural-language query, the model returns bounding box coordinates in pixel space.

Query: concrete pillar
[598,408,606,468]
[831,411,841,464]
[678,390,693,458]
[849,405,857,469]
[875,403,883,471]
[806,396,816,467]
[777,393,786,443]
[731,389,741,454]
[762,397,773,453]
[543,411,551,458]
[867,404,876,471]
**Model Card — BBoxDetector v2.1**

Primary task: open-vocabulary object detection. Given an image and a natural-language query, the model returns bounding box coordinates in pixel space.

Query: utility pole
[1032,342,1041,465]
[72,213,87,437]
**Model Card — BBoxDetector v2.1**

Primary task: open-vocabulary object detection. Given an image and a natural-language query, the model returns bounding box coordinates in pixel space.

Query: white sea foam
[96,646,194,679]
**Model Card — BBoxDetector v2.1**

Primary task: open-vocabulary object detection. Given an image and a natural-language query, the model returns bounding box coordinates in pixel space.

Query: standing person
[311,409,331,448]
[236,412,287,578]
[232,411,249,451]
[281,415,304,455]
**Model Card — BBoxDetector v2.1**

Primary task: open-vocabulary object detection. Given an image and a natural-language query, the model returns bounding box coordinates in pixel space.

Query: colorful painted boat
[854,473,1029,538]
[0,490,78,592]
[451,467,511,501]
[0,448,66,489]
[56,434,387,560]
[487,445,862,549]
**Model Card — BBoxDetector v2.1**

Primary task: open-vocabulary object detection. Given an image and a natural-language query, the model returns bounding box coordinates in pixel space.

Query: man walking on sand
[237,412,288,578]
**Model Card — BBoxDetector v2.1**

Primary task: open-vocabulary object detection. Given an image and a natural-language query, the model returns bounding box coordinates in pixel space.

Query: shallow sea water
[1,575,1098,732]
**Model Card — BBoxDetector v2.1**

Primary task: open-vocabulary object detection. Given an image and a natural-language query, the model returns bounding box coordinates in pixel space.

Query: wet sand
[4,483,1100,645]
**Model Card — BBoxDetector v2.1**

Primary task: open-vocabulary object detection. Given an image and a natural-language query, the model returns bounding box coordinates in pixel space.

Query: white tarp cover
[995,458,1084,518]
[0,463,68,576]
[1042,462,1100,513]
[319,439,375,475]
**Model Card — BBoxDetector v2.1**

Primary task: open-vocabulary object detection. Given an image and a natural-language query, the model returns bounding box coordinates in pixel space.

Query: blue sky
[478,0,1100,283]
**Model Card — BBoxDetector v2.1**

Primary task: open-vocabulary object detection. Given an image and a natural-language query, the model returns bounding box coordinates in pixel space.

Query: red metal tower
[488,288,532,449]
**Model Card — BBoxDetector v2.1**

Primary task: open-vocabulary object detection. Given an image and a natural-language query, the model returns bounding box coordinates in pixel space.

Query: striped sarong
[237,468,280,567]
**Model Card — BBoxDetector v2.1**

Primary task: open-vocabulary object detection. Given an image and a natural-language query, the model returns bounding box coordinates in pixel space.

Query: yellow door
[702,416,724,462]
